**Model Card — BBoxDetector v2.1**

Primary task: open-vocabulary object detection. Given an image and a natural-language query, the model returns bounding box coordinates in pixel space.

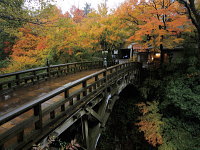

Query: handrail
[0,61,100,78]
[0,62,141,149]
[0,69,106,125]
[0,68,111,125]
[0,61,105,93]
[0,66,48,78]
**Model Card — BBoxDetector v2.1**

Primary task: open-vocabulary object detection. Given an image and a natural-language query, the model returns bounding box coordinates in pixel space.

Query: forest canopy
[0,0,198,73]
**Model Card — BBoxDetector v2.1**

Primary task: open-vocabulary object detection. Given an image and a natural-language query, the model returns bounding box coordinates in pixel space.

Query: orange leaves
[118,0,192,50]
[136,101,163,147]
[137,120,163,147]
[67,49,73,55]
[36,37,47,50]
[9,23,50,71]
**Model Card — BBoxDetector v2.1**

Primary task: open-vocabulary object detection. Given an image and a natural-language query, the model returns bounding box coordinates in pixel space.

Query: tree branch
[178,1,198,28]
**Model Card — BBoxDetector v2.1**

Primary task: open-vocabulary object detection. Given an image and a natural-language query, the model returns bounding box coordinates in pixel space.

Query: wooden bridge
[0,61,141,150]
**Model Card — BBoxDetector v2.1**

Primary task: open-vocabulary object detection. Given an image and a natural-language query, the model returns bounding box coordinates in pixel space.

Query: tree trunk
[197,30,200,51]
[178,0,200,50]
[160,44,164,66]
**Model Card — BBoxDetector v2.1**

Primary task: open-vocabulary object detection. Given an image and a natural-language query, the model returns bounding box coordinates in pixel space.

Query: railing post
[89,62,92,70]
[47,60,50,78]
[89,86,92,93]
[66,65,69,75]
[61,104,65,112]
[0,84,2,91]
[92,61,95,69]
[88,62,91,70]
[36,70,40,81]
[63,65,66,74]
[68,64,72,73]
[86,62,88,70]
[82,81,87,96]
[94,75,99,89]
[16,74,20,86]
[65,89,72,105]
[77,94,81,101]
[80,62,82,71]
[103,71,107,84]
[34,104,43,130]
[32,71,36,84]
[17,130,24,143]
[58,66,61,76]
[8,82,11,88]
[50,110,55,119]
[116,66,120,79]
[74,64,77,73]
[63,65,67,74]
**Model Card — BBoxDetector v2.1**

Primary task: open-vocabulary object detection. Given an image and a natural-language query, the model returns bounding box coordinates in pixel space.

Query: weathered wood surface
[0,62,141,150]
[0,61,104,94]
[0,69,100,115]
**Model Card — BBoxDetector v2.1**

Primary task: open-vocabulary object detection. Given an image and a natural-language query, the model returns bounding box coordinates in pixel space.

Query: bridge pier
[81,92,120,150]
[82,116,89,148]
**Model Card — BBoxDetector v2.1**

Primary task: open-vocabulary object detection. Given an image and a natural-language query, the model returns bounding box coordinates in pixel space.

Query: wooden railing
[0,62,141,150]
[0,61,109,93]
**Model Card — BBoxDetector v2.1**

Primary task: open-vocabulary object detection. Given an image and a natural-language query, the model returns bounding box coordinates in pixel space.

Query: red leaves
[70,5,85,23]
[36,38,47,50]
[3,41,12,54]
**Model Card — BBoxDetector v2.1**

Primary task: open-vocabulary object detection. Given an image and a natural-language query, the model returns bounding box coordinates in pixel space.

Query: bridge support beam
[82,116,90,148]
[85,108,102,123]
[83,94,119,150]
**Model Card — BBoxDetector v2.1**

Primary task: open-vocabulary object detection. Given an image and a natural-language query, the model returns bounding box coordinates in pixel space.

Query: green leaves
[162,76,200,120]
[137,56,200,149]
[159,117,200,150]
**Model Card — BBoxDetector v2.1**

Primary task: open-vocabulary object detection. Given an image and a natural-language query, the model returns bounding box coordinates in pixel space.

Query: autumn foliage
[1,3,133,72]
[136,101,163,147]
[117,0,193,60]
[0,1,199,149]
[0,1,196,71]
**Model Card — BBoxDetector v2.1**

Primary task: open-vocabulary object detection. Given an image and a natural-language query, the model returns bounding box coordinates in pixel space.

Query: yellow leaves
[173,38,184,44]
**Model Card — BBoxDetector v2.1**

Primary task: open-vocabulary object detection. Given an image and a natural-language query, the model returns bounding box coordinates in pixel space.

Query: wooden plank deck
[0,69,100,134]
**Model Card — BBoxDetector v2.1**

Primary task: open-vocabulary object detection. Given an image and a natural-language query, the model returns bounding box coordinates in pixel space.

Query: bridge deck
[0,70,99,133]
[0,62,140,150]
